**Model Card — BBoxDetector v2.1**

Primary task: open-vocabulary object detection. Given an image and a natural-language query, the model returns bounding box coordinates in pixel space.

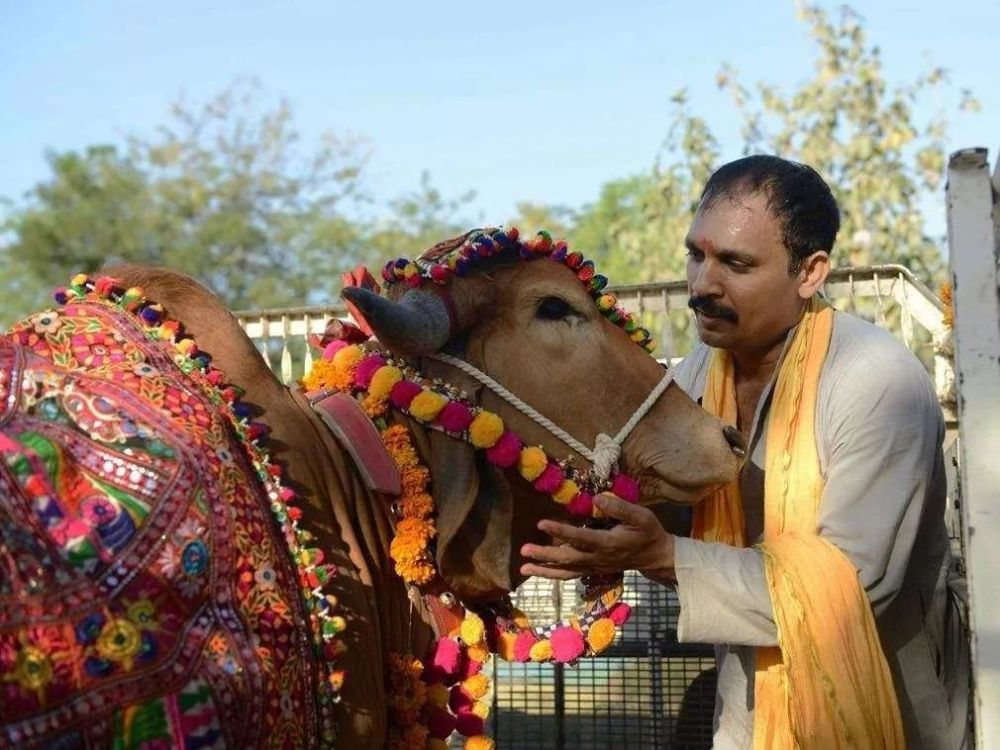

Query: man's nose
[689,260,723,298]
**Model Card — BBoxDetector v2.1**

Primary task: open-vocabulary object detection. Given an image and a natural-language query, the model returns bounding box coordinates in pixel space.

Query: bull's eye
[536,296,574,320]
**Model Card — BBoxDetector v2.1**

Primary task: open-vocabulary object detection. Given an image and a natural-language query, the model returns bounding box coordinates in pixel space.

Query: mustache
[688,295,738,322]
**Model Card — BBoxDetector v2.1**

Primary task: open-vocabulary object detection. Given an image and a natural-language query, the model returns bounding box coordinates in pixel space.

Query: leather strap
[306,389,402,496]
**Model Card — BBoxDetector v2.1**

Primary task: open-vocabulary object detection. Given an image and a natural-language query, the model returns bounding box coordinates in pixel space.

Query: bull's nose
[723,425,747,459]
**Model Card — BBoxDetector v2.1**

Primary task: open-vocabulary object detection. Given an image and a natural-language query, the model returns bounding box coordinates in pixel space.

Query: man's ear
[797,251,830,299]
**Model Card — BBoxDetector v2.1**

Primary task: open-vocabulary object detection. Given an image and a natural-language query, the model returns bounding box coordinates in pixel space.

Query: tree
[563,3,976,286]
[1,79,371,322]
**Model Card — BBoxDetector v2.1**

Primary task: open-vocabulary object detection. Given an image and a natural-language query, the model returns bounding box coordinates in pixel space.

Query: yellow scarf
[693,299,905,749]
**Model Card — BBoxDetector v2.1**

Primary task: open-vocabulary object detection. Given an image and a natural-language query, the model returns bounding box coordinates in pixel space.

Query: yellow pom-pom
[586,617,616,654]
[332,344,363,369]
[368,365,403,400]
[469,411,504,448]
[403,263,420,278]
[174,338,197,355]
[427,682,450,709]
[497,631,518,661]
[71,273,89,287]
[465,736,495,750]
[462,673,490,700]
[467,643,491,664]
[471,700,490,720]
[517,446,547,482]
[409,390,448,422]
[552,479,579,505]
[529,640,553,662]
[460,612,486,646]
[597,293,618,311]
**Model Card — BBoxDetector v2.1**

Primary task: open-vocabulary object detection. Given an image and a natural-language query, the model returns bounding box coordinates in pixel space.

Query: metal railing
[236,264,953,413]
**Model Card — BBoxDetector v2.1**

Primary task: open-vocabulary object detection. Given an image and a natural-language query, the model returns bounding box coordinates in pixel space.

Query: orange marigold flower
[396,517,435,542]
[389,534,426,565]
[401,466,431,495]
[399,491,434,519]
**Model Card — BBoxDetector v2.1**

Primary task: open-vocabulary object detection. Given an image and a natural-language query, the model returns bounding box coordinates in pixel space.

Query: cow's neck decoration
[304,229,658,747]
[303,341,635,749]
[47,275,348,736]
[380,226,658,354]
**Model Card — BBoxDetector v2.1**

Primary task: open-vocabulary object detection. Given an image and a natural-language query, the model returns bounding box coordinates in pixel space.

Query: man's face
[684,190,812,356]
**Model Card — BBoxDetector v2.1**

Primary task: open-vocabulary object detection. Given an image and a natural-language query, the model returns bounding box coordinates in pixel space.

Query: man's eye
[536,297,574,320]
[686,248,703,261]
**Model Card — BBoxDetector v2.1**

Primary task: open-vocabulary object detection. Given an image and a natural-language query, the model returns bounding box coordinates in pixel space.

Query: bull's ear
[427,433,513,600]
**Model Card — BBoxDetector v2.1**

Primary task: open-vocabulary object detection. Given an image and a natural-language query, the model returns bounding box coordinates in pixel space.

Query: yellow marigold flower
[517,446,547,482]
[466,644,491,664]
[460,612,486,646]
[471,700,490,720]
[302,359,339,391]
[368,365,403,400]
[469,411,504,449]
[426,681,450,709]
[553,479,579,505]
[389,534,425,564]
[529,640,552,662]
[497,631,518,661]
[409,390,448,422]
[395,557,435,585]
[462,673,490,699]
[465,735,496,750]
[586,617,616,654]
[361,393,388,418]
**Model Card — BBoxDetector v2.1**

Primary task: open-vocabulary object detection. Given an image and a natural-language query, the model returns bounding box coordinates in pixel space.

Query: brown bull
[0,236,741,748]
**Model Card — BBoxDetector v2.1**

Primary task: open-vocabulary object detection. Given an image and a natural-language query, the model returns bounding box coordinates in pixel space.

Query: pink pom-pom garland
[353,353,386,389]
[550,626,586,663]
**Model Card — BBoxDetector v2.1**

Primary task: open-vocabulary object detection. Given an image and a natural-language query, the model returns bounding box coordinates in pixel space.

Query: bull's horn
[341,286,452,356]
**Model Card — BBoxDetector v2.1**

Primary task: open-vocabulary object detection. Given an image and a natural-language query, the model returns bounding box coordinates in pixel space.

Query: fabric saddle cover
[0,301,324,748]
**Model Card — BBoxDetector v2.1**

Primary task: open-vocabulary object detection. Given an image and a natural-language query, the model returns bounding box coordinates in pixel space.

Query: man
[521,156,969,748]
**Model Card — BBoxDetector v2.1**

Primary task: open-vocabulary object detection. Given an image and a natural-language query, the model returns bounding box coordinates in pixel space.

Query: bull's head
[342,233,743,602]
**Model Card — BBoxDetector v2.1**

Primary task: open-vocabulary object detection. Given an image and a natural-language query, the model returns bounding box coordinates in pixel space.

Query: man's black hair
[699,155,841,273]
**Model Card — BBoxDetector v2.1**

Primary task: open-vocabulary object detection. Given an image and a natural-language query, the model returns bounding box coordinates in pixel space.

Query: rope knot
[591,433,620,483]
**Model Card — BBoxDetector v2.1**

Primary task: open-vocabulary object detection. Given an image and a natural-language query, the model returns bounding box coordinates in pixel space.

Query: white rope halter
[427,352,674,484]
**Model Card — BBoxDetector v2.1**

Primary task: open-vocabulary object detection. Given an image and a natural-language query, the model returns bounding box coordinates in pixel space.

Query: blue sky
[1,0,997,230]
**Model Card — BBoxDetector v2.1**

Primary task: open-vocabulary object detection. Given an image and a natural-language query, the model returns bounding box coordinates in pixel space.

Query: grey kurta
[672,310,970,749]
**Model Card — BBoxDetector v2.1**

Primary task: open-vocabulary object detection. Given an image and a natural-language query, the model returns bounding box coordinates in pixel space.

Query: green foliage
[0,79,472,323]
[551,4,974,287]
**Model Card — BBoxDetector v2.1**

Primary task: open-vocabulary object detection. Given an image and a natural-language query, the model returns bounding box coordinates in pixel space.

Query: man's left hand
[519,494,677,586]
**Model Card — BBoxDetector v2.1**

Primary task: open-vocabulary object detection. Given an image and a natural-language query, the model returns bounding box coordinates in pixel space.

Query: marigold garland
[303,227,652,746]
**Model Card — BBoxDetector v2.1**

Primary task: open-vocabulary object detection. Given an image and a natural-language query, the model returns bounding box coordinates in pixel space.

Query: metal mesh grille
[486,572,716,749]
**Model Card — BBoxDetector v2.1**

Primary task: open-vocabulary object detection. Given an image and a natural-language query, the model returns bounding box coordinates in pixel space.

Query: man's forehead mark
[687,235,716,253]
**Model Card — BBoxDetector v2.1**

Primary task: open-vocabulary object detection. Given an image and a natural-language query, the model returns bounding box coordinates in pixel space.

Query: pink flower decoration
[459,656,482,680]
[485,430,522,468]
[322,339,348,360]
[431,637,463,678]
[449,684,473,714]
[513,631,538,663]
[439,401,474,433]
[533,463,564,494]
[430,264,451,284]
[456,712,485,737]
[611,474,640,503]
[390,380,423,409]
[427,709,457,739]
[550,626,585,663]
[566,492,594,518]
[608,602,632,626]
[353,354,386,388]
